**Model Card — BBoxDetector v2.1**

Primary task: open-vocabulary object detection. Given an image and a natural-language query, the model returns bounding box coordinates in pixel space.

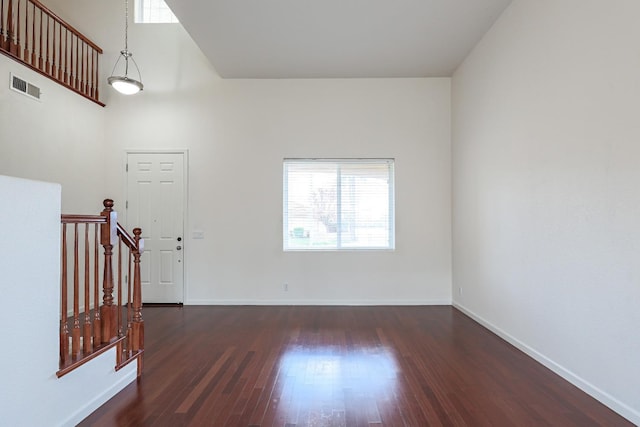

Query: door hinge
[126,163,129,172]
[126,200,128,209]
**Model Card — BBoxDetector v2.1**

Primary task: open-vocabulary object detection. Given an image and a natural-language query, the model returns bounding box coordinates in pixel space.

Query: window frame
[283,158,395,252]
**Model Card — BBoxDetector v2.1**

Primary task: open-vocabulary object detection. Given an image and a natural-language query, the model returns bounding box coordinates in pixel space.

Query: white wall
[452,0,640,423]
[111,77,452,305]
[0,56,107,213]
[0,176,136,427]
[45,0,454,305]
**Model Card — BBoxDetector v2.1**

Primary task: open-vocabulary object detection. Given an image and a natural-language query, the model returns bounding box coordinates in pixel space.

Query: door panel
[127,152,185,303]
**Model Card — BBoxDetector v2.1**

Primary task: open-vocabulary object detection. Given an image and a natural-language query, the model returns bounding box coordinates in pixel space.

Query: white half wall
[452,0,640,423]
[0,175,136,427]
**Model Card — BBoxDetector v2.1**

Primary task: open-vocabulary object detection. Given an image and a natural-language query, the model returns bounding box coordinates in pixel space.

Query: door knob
[177,237,182,242]
[177,245,182,250]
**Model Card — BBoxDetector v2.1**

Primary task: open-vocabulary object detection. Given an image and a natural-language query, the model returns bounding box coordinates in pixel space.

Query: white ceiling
[165,0,512,79]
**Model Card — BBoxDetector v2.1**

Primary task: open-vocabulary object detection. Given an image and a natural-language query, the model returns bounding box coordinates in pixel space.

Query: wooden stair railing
[58,199,144,378]
[0,0,104,106]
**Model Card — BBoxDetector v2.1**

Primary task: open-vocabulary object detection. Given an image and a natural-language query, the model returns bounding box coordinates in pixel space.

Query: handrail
[61,214,106,224]
[0,0,104,106]
[58,199,144,378]
[28,0,102,53]
[116,222,138,251]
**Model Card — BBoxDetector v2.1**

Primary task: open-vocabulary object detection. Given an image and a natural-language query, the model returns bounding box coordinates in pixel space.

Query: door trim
[123,149,189,304]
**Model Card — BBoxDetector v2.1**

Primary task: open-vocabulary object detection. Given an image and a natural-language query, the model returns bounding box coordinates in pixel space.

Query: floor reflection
[271,345,399,426]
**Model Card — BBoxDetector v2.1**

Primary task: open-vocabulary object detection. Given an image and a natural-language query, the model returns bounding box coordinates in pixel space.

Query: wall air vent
[10,73,42,101]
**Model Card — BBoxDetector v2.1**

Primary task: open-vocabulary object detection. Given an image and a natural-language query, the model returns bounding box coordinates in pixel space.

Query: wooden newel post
[100,199,118,343]
[131,227,144,356]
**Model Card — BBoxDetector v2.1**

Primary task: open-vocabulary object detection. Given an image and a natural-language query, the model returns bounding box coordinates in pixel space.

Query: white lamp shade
[108,76,143,95]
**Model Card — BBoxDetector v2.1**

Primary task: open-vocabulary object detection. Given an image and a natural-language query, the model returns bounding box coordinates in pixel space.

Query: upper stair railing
[58,199,144,378]
[0,0,104,105]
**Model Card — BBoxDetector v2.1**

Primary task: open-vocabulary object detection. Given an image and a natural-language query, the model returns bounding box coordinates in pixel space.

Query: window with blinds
[135,0,179,23]
[283,159,395,251]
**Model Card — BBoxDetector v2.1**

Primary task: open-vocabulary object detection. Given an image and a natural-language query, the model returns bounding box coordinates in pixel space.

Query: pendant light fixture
[108,0,143,95]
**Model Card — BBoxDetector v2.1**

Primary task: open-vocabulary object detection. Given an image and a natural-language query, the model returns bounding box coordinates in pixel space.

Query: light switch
[192,230,205,239]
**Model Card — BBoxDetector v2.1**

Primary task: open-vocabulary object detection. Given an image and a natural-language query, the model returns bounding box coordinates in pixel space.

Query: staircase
[59,199,144,378]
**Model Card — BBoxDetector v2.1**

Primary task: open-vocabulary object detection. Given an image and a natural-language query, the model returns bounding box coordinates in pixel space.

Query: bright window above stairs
[135,0,178,23]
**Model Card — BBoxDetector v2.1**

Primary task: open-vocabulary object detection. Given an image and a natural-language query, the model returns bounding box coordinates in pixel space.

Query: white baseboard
[453,302,640,426]
[183,298,452,306]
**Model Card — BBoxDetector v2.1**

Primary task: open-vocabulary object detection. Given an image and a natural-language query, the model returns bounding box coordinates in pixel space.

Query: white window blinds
[283,159,395,251]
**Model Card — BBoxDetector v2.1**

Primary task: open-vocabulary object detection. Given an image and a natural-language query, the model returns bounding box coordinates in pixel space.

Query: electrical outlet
[283,283,288,292]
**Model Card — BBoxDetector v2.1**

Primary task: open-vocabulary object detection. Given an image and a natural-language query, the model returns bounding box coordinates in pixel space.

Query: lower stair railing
[58,199,144,378]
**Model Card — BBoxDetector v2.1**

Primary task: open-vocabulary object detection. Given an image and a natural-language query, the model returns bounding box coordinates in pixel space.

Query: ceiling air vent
[10,73,42,101]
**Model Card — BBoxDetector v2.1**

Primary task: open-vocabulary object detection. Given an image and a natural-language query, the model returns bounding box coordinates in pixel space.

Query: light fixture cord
[124,0,130,75]
[125,0,129,51]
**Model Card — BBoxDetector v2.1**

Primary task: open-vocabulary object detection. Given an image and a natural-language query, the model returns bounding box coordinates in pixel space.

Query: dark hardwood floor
[80,306,633,426]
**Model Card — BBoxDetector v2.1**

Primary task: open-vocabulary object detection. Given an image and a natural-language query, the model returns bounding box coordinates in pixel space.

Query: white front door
[126,152,186,303]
